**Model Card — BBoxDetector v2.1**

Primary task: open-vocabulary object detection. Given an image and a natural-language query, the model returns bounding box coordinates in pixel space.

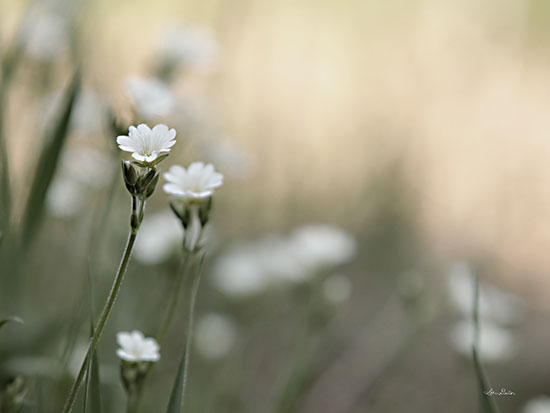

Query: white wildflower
[290,225,357,270]
[157,24,218,69]
[449,320,517,363]
[446,261,523,325]
[22,10,69,60]
[522,397,550,413]
[212,246,269,296]
[195,313,237,359]
[117,123,176,163]
[126,77,176,120]
[163,162,223,201]
[116,331,160,362]
[133,210,182,264]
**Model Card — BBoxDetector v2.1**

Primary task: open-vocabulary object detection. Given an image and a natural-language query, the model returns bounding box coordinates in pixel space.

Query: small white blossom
[126,76,176,120]
[522,397,550,413]
[446,262,523,325]
[289,225,357,269]
[157,24,218,70]
[195,313,237,359]
[117,124,176,163]
[22,10,69,60]
[133,210,182,264]
[163,162,223,200]
[116,331,160,362]
[448,320,517,363]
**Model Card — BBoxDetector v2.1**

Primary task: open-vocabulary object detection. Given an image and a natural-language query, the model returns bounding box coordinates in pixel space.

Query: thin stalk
[181,254,205,404]
[472,275,499,413]
[126,392,138,413]
[157,253,192,345]
[63,224,140,412]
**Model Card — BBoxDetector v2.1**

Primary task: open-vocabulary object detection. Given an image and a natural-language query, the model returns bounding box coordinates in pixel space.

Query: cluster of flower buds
[122,161,160,200]
[163,162,223,253]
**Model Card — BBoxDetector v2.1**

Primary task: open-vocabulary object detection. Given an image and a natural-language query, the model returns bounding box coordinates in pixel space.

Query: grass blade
[166,254,205,413]
[472,275,499,413]
[83,345,102,413]
[20,70,81,248]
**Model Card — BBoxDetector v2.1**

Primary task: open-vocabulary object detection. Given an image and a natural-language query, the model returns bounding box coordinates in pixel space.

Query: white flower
[117,124,176,163]
[22,10,69,60]
[289,225,357,270]
[133,210,182,264]
[163,162,223,200]
[448,320,517,363]
[116,331,160,362]
[212,246,269,296]
[195,313,237,359]
[446,261,523,325]
[157,24,218,70]
[126,77,176,120]
[522,397,550,413]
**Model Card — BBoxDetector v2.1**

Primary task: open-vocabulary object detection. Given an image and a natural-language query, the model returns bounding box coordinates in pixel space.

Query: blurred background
[1,0,550,412]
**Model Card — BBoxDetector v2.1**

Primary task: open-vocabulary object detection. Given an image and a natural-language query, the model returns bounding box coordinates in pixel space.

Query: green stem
[180,254,205,403]
[62,228,139,412]
[157,253,192,345]
[126,392,138,413]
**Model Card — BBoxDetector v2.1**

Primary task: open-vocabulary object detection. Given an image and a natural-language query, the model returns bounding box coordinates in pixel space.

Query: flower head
[117,124,176,164]
[116,331,160,362]
[126,76,176,120]
[163,162,223,201]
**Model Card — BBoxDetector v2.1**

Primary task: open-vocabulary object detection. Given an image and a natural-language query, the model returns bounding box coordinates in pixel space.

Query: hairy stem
[62,225,139,412]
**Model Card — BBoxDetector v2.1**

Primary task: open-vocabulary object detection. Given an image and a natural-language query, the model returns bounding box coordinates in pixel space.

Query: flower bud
[136,168,157,194]
[145,173,160,199]
[198,197,212,226]
[120,361,150,396]
[122,161,138,194]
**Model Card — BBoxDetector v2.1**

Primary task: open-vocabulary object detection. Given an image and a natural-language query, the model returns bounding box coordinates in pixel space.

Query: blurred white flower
[446,261,523,325]
[157,24,218,70]
[323,274,352,304]
[213,226,357,297]
[134,210,182,264]
[71,90,106,133]
[117,123,176,163]
[163,162,223,200]
[195,313,237,359]
[22,10,69,60]
[449,320,518,363]
[116,331,160,362]
[212,246,269,296]
[126,77,176,120]
[201,138,254,178]
[522,397,550,413]
[46,178,84,218]
[290,225,357,270]
[46,147,113,218]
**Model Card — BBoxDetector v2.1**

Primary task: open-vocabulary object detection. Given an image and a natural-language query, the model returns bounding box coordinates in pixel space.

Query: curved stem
[157,253,192,345]
[62,228,139,412]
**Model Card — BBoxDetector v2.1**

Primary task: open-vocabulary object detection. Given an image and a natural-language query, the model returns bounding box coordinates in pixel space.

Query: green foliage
[166,255,205,413]
[21,70,81,248]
